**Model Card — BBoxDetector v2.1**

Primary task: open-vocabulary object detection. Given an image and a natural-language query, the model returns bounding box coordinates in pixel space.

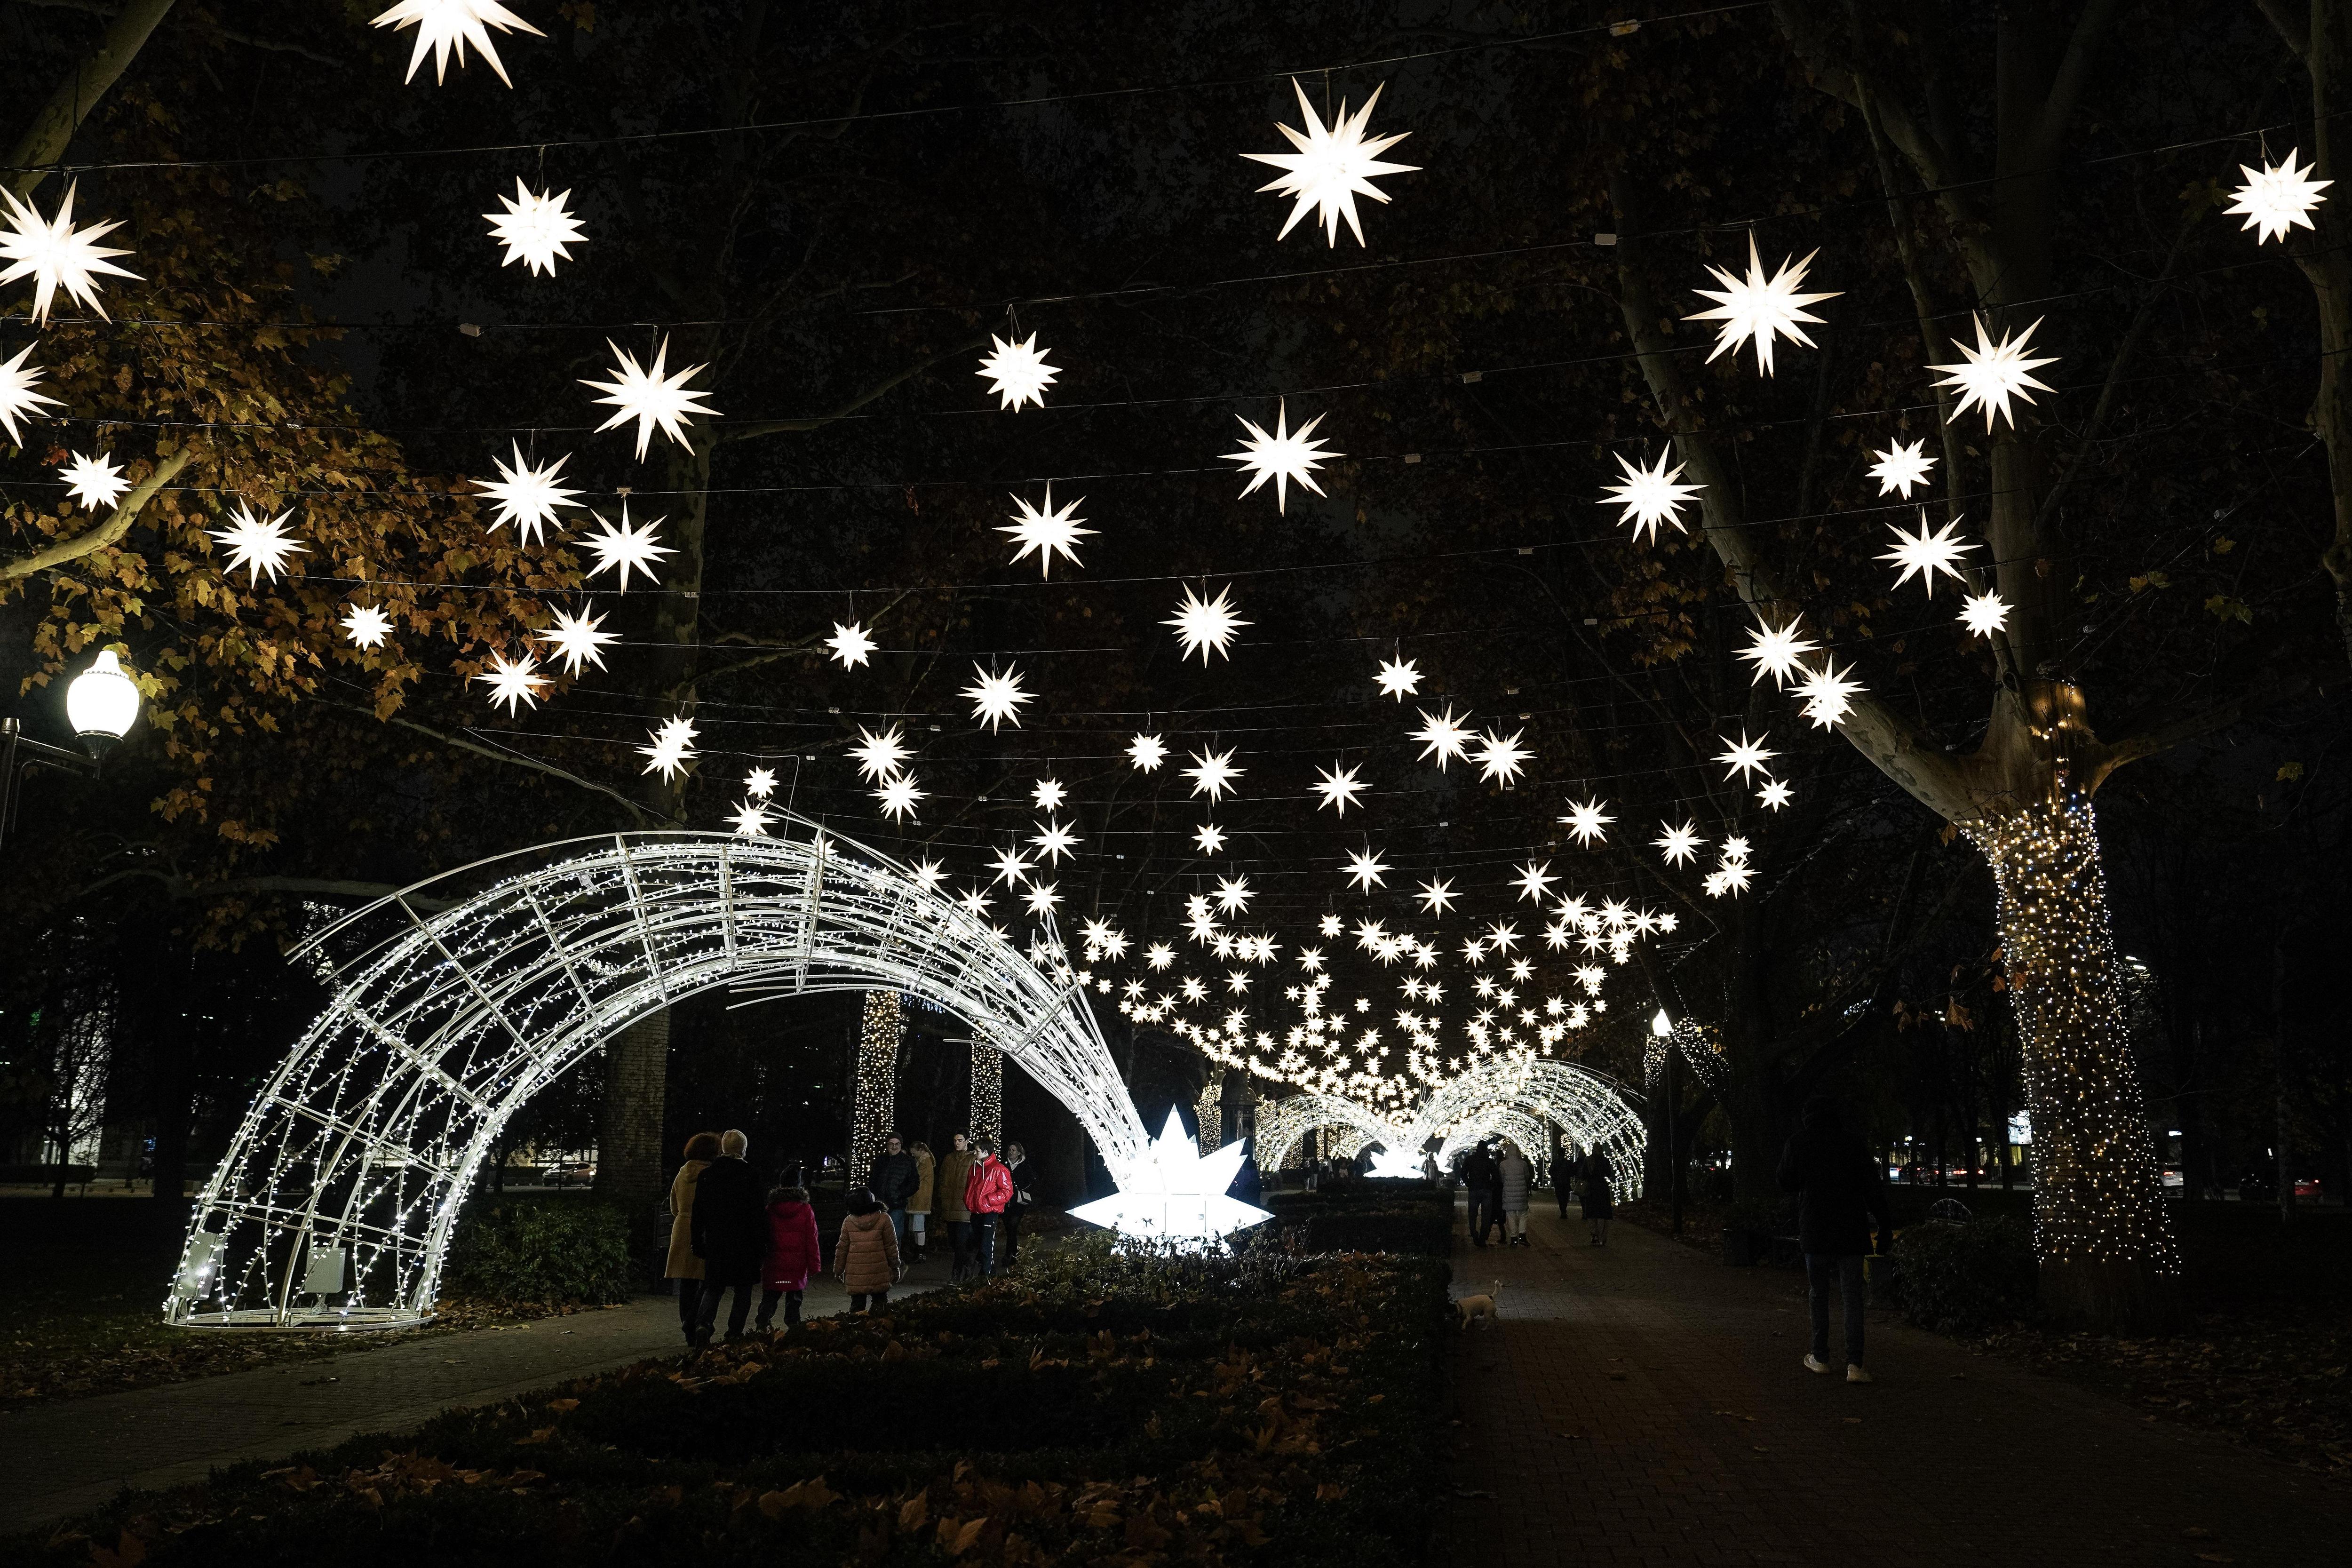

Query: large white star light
[1738,614,1818,687]
[826,621,877,669]
[1128,732,1168,772]
[1375,655,1422,700]
[1192,823,1227,854]
[370,1,543,86]
[1959,589,2010,638]
[2228,149,2332,244]
[1868,438,1938,499]
[1343,846,1389,892]
[1411,704,1475,771]
[876,775,925,822]
[1165,584,1249,663]
[477,443,582,545]
[1715,728,1778,782]
[209,502,307,584]
[582,336,719,459]
[1602,446,1702,543]
[536,603,618,674]
[1561,798,1613,846]
[1185,746,1244,802]
[850,723,914,783]
[1474,727,1532,787]
[483,179,586,276]
[1313,760,1367,815]
[578,501,674,590]
[1072,1108,1273,1246]
[639,715,699,782]
[0,342,64,444]
[0,180,139,326]
[1683,233,1839,375]
[1879,509,1977,595]
[473,649,549,714]
[961,663,1033,731]
[1242,78,1418,247]
[1417,876,1455,916]
[999,482,1094,577]
[1224,400,1337,513]
[977,333,1059,410]
[1654,821,1703,866]
[341,604,393,649]
[1929,316,2057,431]
[57,451,130,512]
[1796,658,1863,729]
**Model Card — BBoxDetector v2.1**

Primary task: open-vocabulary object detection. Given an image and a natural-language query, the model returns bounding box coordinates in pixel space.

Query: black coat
[1461,1147,1498,1194]
[869,1150,919,1208]
[1775,1123,1893,1256]
[690,1155,768,1284]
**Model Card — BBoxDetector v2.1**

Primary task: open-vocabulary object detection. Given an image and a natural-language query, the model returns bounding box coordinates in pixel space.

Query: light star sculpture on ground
[977,333,1059,410]
[1224,399,1337,513]
[370,0,542,86]
[583,335,719,459]
[483,179,586,276]
[477,444,582,545]
[1071,1108,1274,1245]
[999,481,1094,577]
[1930,316,2057,430]
[1603,446,1702,542]
[1683,233,1839,375]
[0,180,138,326]
[1242,78,1418,247]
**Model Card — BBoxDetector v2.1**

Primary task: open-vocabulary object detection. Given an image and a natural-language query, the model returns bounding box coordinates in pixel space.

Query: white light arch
[1253,1092,1409,1171]
[1416,1058,1647,1202]
[166,825,1154,1329]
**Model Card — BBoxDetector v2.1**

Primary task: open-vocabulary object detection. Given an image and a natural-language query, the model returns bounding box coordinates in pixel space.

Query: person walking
[999,1141,1033,1268]
[664,1132,722,1347]
[964,1136,1014,1278]
[869,1134,919,1253]
[1777,1095,1894,1384]
[834,1187,902,1313]
[689,1129,767,1345]
[1579,1146,1616,1245]
[1461,1139,1497,1246]
[1551,1135,1574,1218]
[935,1132,977,1281]
[907,1140,937,1263]
[756,1184,821,1332]
[1498,1140,1532,1247]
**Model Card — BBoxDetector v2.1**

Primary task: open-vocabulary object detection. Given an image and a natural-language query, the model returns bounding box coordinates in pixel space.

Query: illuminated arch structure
[1253,1093,1407,1171]
[165,827,1155,1330]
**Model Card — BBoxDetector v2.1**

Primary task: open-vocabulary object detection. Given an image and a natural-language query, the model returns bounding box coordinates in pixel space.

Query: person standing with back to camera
[906,1140,936,1263]
[934,1132,976,1281]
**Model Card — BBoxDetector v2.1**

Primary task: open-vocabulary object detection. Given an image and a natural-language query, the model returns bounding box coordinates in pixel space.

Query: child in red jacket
[757,1185,822,1331]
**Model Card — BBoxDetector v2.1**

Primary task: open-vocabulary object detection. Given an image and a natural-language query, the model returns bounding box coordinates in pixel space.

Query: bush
[1263,1181,1453,1256]
[442,1195,633,1308]
[1888,1216,2038,1333]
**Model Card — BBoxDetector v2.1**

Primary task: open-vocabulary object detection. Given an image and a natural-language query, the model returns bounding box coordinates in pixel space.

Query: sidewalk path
[0,1263,952,1531]
[1446,1204,2349,1567]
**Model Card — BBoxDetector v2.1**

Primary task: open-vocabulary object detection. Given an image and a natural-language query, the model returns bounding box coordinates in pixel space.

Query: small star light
[1024,882,1062,916]
[728,800,772,838]
[1715,728,1778,782]
[1683,234,1839,376]
[1738,614,1818,687]
[1513,861,1556,903]
[1959,589,2011,638]
[477,444,582,545]
[850,724,913,783]
[1602,446,1702,543]
[1165,584,1249,663]
[1030,776,1067,812]
[999,482,1094,577]
[1242,78,1419,247]
[1344,847,1389,892]
[1374,655,1422,701]
[639,715,699,781]
[1185,746,1244,802]
[1880,509,1977,596]
[57,452,129,511]
[1563,798,1614,846]
[1868,438,1938,499]
[876,775,926,822]
[1758,780,1794,811]
[826,621,877,669]
[976,333,1059,410]
[1192,823,1227,854]
[482,179,586,276]
[1215,875,1253,914]
[582,336,719,459]
[1313,760,1367,815]
[1224,400,1338,513]
[961,888,995,917]
[1655,822,1703,866]
[2228,149,2332,244]
[473,649,548,713]
[990,847,1034,887]
[0,181,139,326]
[1319,913,1344,937]
[1412,705,1475,771]
[209,502,307,583]
[578,501,674,590]
[341,604,393,650]
[0,342,64,444]
[745,767,778,799]
[961,664,1033,731]
[1418,877,1455,916]
[1929,315,2058,431]
[1474,727,1532,786]
[371,1,540,84]
[1128,732,1168,772]
[536,604,618,674]
[1796,658,1863,729]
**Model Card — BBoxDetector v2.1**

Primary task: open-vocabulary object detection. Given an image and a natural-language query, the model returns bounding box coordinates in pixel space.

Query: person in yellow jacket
[907,1140,937,1263]
[933,1132,977,1281]
[664,1131,722,1347]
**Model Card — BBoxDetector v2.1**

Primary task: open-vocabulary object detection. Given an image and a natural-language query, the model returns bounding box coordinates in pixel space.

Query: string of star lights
[850,989,905,1188]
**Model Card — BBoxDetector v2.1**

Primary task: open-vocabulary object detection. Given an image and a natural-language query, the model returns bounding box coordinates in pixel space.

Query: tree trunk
[1972,790,2181,1330]
[595,1012,671,1267]
[8,0,177,199]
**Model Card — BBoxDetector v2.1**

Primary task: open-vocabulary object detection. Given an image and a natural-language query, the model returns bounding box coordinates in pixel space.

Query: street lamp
[2,648,142,850]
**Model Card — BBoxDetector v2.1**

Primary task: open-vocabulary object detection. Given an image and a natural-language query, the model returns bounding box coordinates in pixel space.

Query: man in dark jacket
[690,1129,768,1345]
[1461,1141,1498,1247]
[1776,1097,1894,1383]
[869,1135,920,1253]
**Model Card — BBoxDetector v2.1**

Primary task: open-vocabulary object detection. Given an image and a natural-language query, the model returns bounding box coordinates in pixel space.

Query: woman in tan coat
[834,1187,902,1312]
[933,1132,976,1280]
[907,1140,937,1263]
[665,1131,722,1346]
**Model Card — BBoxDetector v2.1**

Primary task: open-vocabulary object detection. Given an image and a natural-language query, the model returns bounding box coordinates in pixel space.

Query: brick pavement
[1445,1203,2350,1567]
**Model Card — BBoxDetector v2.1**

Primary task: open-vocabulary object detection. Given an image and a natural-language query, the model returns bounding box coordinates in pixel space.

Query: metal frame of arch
[1414,1059,1646,1202]
[164,824,1151,1330]
[1252,1093,1409,1171]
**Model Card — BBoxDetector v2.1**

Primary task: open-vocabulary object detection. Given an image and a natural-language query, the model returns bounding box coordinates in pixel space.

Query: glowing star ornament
[1242,78,1418,247]
[639,716,698,782]
[582,336,719,459]
[826,621,877,670]
[1930,316,2058,431]
[1562,798,1613,846]
[1214,875,1253,914]
[1071,1108,1275,1245]
[578,501,674,590]
[1880,509,1977,596]
[1796,658,1863,729]
[1030,777,1067,812]
[1654,822,1703,866]
[341,604,393,650]
[0,181,138,326]
[371,0,542,86]
[209,502,307,583]
[976,333,1059,410]
[1474,728,1532,787]
[1031,819,1081,864]
[1120,733,1169,776]
[1715,729,1778,782]
[1417,876,1455,916]
[989,846,1034,887]
[1959,590,2010,638]
[850,724,914,783]
[0,342,64,444]
[1343,847,1389,892]
[1165,584,1250,663]
[1319,913,1344,938]
[1513,860,1556,903]
[1375,655,1422,700]
[57,451,129,511]
[1869,438,1938,499]
[1365,1145,1425,1179]
[1024,882,1062,916]
[536,604,618,674]
[476,444,582,545]
[1313,760,1367,815]
[1412,705,1475,771]
[1739,614,1818,687]
[875,775,925,822]
[1193,823,1227,855]
[482,179,586,276]
[961,663,1033,731]
[999,482,1094,577]
[1602,446,1701,543]
[745,767,778,800]
[473,649,549,713]
[1185,746,1244,802]
[1683,234,1839,375]
[2228,149,2332,243]
[1758,780,1794,811]
[1224,400,1337,513]
[728,800,772,838]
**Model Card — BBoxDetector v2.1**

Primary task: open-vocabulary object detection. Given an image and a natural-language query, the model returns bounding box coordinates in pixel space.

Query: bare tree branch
[2255,0,2310,58]
[719,335,988,444]
[0,448,190,585]
[7,0,176,198]
[328,701,664,826]
[75,866,454,910]
[2031,0,2128,168]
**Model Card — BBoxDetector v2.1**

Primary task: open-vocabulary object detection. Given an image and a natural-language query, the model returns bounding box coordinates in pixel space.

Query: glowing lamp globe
[66,649,139,754]
[1652,1009,1673,1038]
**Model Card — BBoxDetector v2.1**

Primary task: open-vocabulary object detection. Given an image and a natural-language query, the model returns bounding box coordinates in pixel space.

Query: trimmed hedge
[441,1194,634,1308]
[1262,1179,1454,1256]
[1887,1216,2038,1333]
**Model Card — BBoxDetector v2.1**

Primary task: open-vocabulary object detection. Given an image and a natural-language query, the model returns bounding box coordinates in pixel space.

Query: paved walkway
[1445,1204,2350,1567]
[0,1260,955,1531]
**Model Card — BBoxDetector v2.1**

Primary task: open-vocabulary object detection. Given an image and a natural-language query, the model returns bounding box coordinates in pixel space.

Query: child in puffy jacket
[757,1185,822,1331]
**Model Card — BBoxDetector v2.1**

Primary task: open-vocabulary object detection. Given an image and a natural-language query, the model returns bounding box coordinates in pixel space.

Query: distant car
[2294,1175,2325,1200]
[544,1164,595,1187]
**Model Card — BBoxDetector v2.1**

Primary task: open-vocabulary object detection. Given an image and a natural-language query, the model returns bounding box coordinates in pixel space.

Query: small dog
[1457,1281,1503,1329]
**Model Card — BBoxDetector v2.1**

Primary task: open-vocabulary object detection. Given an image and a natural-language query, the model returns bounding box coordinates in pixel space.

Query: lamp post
[1,649,141,851]
[1653,1008,1681,1236]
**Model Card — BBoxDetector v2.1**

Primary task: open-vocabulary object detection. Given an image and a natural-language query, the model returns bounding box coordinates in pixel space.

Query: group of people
[661,1128,1032,1346]
[1460,1138,1617,1247]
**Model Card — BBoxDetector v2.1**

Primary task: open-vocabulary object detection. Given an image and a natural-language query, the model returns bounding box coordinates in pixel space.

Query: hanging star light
[1869,438,1938,499]
[536,603,618,674]
[976,332,1059,410]
[56,451,129,511]
[0,342,63,444]
[482,179,586,276]
[1224,400,1337,513]
[1313,760,1367,815]
[1738,614,1818,687]
[1241,78,1418,247]
[1602,446,1702,543]
[745,767,779,799]
[1880,508,1977,595]
[473,649,549,713]
[1185,746,1244,802]
[1654,822,1703,866]
[1030,776,1067,811]
[1215,875,1253,914]
[826,621,877,669]
[1683,233,1839,375]
[999,481,1094,577]
[1485,920,1520,955]
[577,501,674,590]
[850,724,914,783]
[581,336,719,459]
[1929,315,2058,430]
[1758,780,1794,811]
[1127,732,1168,772]
[1375,655,1422,700]
[371,0,541,85]
[2228,148,2332,243]
[209,502,307,583]
[639,715,698,781]
[1418,876,1455,916]
[1513,860,1556,903]
[1796,658,1863,729]
[1165,584,1249,663]
[1562,798,1613,846]
[1343,847,1389,892]
[1411,705,1475,771]
[960,887,995,917]
[1193,823,1227,854]
[476,443,582,545]
[1715,728,1778,782]
[1147,941,1177,971]
[1318,913,1344,938]
[876,775,925,822]
[1474,727,1532,787]
[341,604,393,650]
[989,846,1034,887]
[0,180,139,326]
[728,800,772,837]
[1958,589,2011,638]
[961,663,1033,731]
[1024,882,1062,916]
[1032,819,1081,864]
